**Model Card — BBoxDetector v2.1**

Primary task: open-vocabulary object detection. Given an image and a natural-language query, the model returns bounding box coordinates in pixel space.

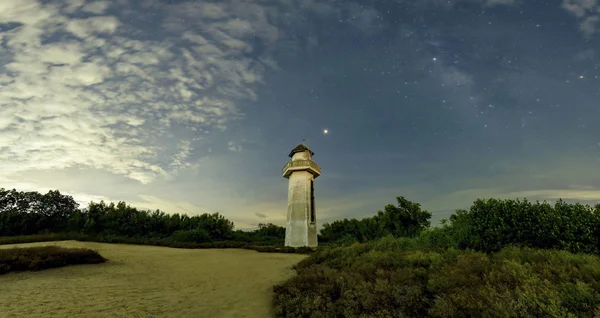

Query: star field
[1,0,599,229]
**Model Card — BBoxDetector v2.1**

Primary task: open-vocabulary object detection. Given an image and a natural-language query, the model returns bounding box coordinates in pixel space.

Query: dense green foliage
[0,189,80,236]
[319,196,432,243]
[441,198,600,254]
[274,196,600,317]
[0,246,106,275]
[0,188,286,248]
[273,236,600,317]
[319,196,600,257]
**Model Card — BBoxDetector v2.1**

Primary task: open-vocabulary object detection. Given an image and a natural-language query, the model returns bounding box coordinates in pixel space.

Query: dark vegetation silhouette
[0,246,106,275]
[0,188,310,253]
[4,187,600,316]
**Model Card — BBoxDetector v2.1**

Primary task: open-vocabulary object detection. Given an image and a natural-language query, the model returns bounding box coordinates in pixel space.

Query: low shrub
[169,229,212,243]
[273,237,600,317]
[0,233,315,255]
[0,233,83,245]
[0,246,107,275]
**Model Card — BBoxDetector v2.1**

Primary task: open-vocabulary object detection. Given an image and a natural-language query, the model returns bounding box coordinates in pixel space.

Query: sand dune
[0,241,306,318]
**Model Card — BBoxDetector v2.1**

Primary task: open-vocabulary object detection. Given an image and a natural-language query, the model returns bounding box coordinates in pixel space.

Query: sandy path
[0,241,307,318]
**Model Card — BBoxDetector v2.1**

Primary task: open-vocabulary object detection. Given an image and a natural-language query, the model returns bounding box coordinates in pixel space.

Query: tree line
[323,196,600,256]
[0,188,432,247]
[0,188,284,245]
[3,187,600,256]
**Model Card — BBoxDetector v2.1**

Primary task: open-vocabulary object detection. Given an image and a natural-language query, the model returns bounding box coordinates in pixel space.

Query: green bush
[319,196,432,244]
[445,198,600,254]
[0,233,77,245]
[0,246,107,275]
[273,238,600,317]
[169,229,212,243]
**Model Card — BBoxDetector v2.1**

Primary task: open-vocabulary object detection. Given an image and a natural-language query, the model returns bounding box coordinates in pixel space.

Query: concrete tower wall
[285,170,318,247]
[292,150,311,161]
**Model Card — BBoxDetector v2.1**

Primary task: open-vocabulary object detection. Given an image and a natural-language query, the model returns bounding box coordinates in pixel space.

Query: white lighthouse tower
[282,142,321,247]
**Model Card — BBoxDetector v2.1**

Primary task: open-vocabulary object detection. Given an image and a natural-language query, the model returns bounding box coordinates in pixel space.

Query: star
[323,129,329,135]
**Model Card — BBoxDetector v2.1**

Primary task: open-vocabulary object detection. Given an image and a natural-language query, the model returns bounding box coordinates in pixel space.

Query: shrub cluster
[0,246,107,275]
[320,197,600,257]
[319,196,432,243]
[441,198,600,254]
[273,236,600,317]
[274,197,600,317]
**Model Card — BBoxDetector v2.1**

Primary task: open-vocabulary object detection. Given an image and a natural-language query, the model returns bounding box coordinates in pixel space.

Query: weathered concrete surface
[285,171,317,247]
[283,145,319,248]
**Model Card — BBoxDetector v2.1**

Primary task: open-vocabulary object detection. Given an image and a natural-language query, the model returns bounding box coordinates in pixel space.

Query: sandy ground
[0,241,307,318]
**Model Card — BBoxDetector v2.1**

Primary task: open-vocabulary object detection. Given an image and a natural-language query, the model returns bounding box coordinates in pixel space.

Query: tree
[376,196,432,238]
[319,196,432,243]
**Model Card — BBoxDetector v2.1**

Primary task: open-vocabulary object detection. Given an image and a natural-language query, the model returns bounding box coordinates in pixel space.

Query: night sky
[1,0,599,229]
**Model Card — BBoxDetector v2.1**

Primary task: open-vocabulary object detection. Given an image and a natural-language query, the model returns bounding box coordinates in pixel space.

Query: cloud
[0,176,111,208]
[580,15,600,36]
[439,66,475,87]
[343,3,384,35]
[227,141,243,152]
[575,48,596,60]
[170,140,194,170]
[409,0,519,9]
[0,0,389,188]
[562,0,600,37]
[4,0,518,190]
[81,1,110,14]
[562,0,598,17]
[130,195,214,216]
[255,212,267,219]
[0,0,291,185]
[505,189,600,202]
[484,0,519,6]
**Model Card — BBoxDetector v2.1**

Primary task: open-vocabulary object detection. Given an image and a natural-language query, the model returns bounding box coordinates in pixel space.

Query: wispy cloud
[0,0,284,186]
[227,141,243,152]
[484,0,520,6]
[170,140,194,170]
[409,0,520,9]
[255,212,267,219]
[562,0,600,37]
[0,0,391,189]
[505,189,600,202]
[130,195,214,216]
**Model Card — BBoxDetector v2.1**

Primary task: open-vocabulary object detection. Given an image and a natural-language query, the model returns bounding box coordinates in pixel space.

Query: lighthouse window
[310,180,315,223]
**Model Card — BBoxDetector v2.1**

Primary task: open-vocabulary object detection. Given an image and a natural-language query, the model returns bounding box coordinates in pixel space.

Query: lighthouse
[282,142,321,247]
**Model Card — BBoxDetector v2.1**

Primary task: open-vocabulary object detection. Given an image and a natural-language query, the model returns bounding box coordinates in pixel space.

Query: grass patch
[273,236,600,317]
[0,246,107,275]
[0,241,306,317]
